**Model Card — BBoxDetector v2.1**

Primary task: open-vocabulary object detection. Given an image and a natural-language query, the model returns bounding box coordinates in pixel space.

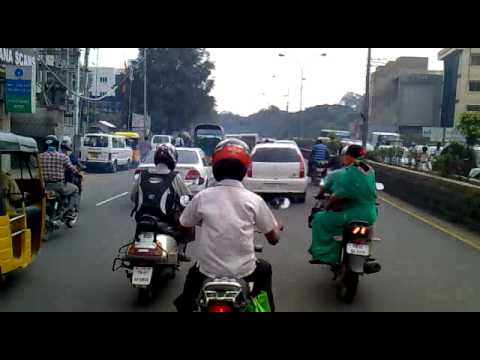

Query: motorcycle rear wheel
[138,286,154,303]
[336,270,359,304]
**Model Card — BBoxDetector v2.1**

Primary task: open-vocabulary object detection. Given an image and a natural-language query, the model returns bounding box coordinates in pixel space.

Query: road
[1,169,480,312]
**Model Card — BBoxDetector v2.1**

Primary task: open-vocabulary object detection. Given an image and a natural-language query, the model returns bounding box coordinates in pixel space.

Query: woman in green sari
[309,145,378,264]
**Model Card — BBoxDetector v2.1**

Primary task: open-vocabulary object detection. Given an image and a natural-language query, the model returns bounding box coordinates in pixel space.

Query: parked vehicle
[151,135,173,148]
[243,142,308,203]
[308,182,384,303]
[0,133,46,284]
[135,148,212,194]
[114,131,141,167]
[369,132,402,148]
[80,133,132,173]
[193,124,225,160]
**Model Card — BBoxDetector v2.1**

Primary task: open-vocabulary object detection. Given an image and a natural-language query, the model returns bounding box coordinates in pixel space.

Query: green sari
[309,162,378,264]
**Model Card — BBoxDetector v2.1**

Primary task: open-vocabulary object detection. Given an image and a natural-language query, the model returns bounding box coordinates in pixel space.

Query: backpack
[131,170,179,223]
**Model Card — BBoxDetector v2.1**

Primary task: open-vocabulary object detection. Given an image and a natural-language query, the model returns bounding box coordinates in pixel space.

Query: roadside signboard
[422,127,466,143]
[5,65,36,113]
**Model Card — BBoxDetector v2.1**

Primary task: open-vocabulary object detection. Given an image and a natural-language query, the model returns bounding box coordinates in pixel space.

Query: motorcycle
[197,197,289,312]
[112,195,193,302]
[310,160,329,186]
[308,183,384,303]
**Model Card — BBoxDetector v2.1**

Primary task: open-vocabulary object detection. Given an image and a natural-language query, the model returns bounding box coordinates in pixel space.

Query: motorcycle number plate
[139,232,154,241]
[346,243,369,256]
[132,267,153,286]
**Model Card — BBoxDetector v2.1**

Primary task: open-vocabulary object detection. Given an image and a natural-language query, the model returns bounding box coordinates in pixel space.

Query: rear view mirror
[376,182,385,191]
[180,195,191,207]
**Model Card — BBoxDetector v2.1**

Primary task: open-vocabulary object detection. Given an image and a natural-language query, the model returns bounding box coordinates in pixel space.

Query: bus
[193,124,225,159]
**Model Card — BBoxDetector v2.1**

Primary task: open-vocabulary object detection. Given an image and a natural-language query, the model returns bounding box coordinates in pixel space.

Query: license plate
[132,267,153,286]
[346,243,369,256]
[139,232,154,241]
[88,152,99,159]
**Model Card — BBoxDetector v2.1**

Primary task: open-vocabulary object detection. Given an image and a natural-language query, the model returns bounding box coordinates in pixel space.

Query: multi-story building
[368,57,443,142]
[438,48,480,127]
[88,67,118,98]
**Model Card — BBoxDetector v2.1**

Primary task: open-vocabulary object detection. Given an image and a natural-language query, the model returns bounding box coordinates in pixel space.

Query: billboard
[5,65,36,113]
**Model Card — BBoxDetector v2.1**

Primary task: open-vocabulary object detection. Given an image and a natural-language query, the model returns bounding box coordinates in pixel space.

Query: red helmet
[212,138,251,170]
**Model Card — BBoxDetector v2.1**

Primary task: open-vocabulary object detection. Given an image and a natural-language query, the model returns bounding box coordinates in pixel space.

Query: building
[368,57,443,142]
[88,67,119,98]
[438,48,480,127]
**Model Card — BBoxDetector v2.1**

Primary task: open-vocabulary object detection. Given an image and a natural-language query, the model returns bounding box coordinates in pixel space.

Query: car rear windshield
[152,136,170,144]
[252,147,300,162]
[178,150,199,164]
[84,136,108,148]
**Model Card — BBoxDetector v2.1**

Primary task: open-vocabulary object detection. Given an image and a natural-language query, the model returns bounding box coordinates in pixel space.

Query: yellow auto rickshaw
[0,132,45,284]
[114,131,140,167]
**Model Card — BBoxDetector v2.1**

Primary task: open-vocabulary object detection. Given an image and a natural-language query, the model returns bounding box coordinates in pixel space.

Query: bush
[458,112,480,146]
[432,142,476,177]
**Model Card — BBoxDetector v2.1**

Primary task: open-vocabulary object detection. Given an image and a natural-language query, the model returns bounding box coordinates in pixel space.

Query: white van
[80,133,133,173]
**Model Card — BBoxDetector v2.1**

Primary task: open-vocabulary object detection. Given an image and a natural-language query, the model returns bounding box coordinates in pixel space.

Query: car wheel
[296,193,306,203]
[109,161,117,173]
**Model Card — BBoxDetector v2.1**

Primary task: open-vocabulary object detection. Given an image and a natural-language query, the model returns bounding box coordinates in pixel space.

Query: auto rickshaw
[114,131,140,167]
[0,132,45,284]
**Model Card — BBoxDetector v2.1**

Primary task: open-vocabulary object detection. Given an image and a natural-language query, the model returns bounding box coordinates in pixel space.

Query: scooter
[308,183,384,303]
[197,197,289,312]
[310,160,329,186]
[112,213,183,302]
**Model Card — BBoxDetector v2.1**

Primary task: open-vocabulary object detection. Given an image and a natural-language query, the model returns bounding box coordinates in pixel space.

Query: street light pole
[362,48,372,148]
[143,48,148,136]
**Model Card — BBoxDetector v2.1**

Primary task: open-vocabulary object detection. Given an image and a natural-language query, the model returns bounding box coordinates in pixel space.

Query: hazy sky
[92,48,443,116]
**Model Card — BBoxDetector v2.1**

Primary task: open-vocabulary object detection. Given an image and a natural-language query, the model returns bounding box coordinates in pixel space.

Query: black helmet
[45,135,59,149]
[154,143,178,170]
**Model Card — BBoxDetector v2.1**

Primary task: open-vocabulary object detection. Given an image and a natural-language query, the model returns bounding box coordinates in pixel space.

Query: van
[80,133,133,173]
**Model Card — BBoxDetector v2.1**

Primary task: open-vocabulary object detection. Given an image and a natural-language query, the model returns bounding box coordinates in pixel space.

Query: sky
[93,48,444,116]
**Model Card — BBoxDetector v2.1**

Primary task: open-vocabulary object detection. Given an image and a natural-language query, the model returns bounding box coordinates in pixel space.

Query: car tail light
[185,169,201,181]
[247,163,252,177]
[299,156,305,178]
[207,302,233,313]
[135,168,143,175]
[109,153,112,161]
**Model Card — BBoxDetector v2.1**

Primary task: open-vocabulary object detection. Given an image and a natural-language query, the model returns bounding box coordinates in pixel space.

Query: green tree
[132,48,216,133]
[339,92,364,111]
[457,111,480,147]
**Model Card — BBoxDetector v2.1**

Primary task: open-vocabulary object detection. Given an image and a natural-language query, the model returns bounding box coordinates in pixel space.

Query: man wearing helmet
[39,135,81,219]
[130,143,192,262]
[173,139,283,312]
[309,144,378,264]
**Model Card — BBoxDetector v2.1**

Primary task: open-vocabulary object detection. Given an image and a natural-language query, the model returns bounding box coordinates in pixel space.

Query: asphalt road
[2,169,480,312]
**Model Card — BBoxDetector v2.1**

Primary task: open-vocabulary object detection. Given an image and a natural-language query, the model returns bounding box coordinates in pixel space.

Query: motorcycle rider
[174,135,185,147]
[130,143,192,262]
[39,135,81,220]
[173,139,282,312]
[309,138,330,178]
[309,144,377,264]
[60,139,84,194]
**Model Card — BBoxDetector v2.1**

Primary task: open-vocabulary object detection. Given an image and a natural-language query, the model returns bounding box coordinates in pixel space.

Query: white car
[243,142,308,202]
[134,147,212,194]
[151,135,173,148]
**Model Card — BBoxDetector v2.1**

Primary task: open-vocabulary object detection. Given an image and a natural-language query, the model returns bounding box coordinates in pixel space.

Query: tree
[339,92,364,111]
[457,112,480,147]
[131,48,216,133]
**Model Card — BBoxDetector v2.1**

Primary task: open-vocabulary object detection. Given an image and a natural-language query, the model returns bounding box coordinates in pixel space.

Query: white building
[438,48,480,126]
[88,67,121,98]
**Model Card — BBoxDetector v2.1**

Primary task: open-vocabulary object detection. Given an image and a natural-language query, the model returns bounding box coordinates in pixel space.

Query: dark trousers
[174,259,275,312]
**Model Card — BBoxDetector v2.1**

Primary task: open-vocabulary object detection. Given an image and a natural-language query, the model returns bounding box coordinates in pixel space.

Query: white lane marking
[96,192,129,207]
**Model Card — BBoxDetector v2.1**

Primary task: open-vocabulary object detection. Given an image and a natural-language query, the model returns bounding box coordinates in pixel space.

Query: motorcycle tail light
[208,302,234,313]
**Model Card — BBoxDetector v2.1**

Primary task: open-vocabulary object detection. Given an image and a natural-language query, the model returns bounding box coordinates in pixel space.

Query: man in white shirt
[174,139,282,312]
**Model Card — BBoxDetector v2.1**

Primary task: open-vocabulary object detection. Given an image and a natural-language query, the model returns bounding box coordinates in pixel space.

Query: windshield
[252,147,299,162]
[195,128,223,137]
[152,136,170,144]
[178,150,199,164]
[84,135,108,148]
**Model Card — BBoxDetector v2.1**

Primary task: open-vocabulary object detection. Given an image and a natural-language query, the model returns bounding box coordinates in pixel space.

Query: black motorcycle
[308,191,382,303]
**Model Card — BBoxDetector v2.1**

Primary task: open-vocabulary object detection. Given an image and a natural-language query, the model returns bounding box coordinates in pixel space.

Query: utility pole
[128,64,133,130]
[74,51,81,136]
[143,48,148,136]
[80,48,90,135]
[362,48,372,148]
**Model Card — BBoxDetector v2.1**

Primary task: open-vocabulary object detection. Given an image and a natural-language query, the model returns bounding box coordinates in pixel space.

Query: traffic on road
[1,129,480,313]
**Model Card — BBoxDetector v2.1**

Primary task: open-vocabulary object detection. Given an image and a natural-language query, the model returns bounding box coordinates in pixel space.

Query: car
[80,133,133,173]
[243,142,308,202]
[151,135,173,148]
[134,147,212,194]
[275,140,297,146]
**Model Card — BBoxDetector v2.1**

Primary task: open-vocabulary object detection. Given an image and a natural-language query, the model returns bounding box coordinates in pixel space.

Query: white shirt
[180,179,277,278]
